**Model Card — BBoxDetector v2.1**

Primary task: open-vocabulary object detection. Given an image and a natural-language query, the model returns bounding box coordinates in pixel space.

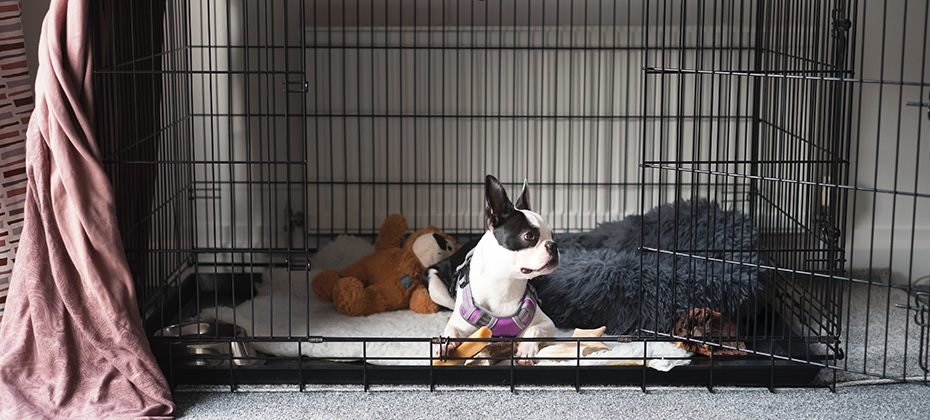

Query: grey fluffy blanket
[537,198,764,335]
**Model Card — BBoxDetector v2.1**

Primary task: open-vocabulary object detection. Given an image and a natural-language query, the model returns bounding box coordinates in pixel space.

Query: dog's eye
[523,233,537,242]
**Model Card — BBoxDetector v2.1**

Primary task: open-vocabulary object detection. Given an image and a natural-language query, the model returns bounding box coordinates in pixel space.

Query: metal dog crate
[94,0,930,391]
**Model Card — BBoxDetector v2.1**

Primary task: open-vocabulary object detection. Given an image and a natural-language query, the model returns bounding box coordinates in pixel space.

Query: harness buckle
[475,312,494,328]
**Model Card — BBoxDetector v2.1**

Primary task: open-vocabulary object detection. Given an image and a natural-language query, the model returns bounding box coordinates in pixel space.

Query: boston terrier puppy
[424,175,560,365]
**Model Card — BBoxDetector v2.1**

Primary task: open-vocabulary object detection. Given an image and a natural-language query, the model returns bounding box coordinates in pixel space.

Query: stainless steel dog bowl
[154,322,264,366]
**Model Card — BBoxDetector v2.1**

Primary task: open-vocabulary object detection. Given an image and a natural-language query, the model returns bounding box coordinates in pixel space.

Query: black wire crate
[95,0,930,391]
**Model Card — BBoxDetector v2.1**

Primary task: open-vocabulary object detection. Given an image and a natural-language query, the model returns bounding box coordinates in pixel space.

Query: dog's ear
[514,179,530,211]
[485,174,514,228]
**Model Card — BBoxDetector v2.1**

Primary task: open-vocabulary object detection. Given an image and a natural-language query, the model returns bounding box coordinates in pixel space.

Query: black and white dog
[424,175,559,364]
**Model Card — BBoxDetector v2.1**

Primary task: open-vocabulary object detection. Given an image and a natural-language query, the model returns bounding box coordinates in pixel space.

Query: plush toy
[312,214,458,317]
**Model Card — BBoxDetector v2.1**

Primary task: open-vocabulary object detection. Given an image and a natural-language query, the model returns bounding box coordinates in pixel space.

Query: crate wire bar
[93,0,930,391]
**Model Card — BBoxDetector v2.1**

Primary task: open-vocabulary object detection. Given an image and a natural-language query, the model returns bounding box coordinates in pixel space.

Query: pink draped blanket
[0,0,174,418]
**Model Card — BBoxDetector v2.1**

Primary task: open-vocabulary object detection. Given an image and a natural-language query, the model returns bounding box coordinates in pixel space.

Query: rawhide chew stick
[433,327,492,366]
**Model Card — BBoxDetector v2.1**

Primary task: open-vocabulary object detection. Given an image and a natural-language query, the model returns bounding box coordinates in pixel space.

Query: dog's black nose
[546,241,558,255]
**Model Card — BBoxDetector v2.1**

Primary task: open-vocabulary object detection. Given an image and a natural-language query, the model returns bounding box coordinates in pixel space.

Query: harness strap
[454,251,539,337]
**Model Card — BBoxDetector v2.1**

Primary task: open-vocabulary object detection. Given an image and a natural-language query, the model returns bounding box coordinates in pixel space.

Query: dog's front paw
[515,342,540,365]
[435,340,461,360]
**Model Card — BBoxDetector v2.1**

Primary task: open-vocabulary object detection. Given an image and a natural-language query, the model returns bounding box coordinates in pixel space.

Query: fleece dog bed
[539,198,765,335]
[201,236,692,369]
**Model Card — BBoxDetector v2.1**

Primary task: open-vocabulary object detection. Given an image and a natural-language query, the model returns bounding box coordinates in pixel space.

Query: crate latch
[284,80,309,93]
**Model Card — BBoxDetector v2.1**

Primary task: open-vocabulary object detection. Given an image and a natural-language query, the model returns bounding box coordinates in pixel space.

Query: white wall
[305,0,751,29]
[846,0,930,285]
[301,0,759,239]
[304,23,755,236]
[185,0,306,255]
[185,0,761,252]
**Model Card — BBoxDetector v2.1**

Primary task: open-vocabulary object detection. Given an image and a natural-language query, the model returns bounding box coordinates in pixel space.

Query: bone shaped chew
[432,327,492,366]
[535,326,612,360]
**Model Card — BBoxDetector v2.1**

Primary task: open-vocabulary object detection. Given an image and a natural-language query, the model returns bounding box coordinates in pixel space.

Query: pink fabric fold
[0,0,175,418]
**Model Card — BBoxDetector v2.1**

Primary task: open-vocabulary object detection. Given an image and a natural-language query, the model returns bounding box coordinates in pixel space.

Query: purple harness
[454,251,539,337]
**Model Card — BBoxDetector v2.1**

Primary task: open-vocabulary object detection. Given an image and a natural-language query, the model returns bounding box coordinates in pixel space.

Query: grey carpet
[172,383,930,420]
[807,269,929,385]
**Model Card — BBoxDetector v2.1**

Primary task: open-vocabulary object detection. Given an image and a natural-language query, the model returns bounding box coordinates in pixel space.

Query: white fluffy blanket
[201,235,691,370]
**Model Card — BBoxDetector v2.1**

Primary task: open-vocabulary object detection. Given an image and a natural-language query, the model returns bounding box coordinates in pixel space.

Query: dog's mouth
[520,258,559,275]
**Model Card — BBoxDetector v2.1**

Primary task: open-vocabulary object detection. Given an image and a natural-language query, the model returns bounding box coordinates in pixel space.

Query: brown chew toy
[433,327,492,366]
[464,342,514,366]
[673,308,747,356]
